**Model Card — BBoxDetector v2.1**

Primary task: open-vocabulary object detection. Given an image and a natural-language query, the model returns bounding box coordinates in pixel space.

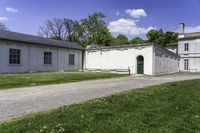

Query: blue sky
[0,0,200,39]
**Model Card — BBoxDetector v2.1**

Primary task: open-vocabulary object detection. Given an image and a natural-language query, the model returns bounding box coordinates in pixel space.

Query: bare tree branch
[39,18,65,40]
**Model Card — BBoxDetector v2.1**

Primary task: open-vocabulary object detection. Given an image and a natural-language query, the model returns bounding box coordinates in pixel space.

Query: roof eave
[0,38,85,50]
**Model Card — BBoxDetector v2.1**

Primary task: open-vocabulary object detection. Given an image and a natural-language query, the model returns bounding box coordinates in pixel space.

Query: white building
[1,23,199,75]
[178,23,200,72]
[84,45,179,75]
[0,30,84,73]
[85,23,200,75]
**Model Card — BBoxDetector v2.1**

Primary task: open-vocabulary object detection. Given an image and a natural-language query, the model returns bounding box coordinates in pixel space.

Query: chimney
[179,23,185,34]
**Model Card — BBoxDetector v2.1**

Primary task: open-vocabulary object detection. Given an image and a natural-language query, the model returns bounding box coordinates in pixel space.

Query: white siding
[178,39,200,72]
[85,45,179,75]
[85,45,154,75]
[0,40,83,73]
[153,47,179,74]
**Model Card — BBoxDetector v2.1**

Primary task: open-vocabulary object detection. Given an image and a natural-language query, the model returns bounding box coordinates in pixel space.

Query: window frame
[9,49,21,65]
[44,52,52,65]
[184,59,189,70]
[184,43,189,51]
[69,54,75,65]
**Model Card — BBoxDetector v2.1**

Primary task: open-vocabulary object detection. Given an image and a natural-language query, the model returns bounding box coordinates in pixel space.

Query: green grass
[1,79,200,133]
[0,72,127,90]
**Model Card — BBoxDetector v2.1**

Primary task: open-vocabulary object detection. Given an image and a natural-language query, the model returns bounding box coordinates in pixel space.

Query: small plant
[50,124,65,133]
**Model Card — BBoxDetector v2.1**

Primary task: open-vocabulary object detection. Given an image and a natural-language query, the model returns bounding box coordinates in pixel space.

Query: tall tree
[114,34,129,45]
[70,22,84,43]
[0,23,9,31]
[80,12,113,46]
[164,31,178,45]
[95,27,114,46]
[147,29,164,45]
[39,18,65,40]
[130,37,145,44]
[147,29,178,46]
[39,18,80,42]
[63,19,82,42]
[39,12,113,47]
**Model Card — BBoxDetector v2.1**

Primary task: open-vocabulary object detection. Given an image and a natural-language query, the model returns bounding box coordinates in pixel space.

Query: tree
[70,22,84,43]
[39,18,65,40]
[80,12,113,46]
[164,31,178,45]
[0,23,9,31]
[147,29,164,45]
[95,27,114,46]
[39,12,114,47]
[63,19,82,42]
[114,34,129,45]
[130,37,145,44]
[39,18,80,42]
[147,29,178,46]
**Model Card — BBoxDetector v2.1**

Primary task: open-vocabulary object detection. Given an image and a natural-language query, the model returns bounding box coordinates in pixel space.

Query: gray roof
[179,32,200,40]
[0,30,85,50]
[165,43,178,47]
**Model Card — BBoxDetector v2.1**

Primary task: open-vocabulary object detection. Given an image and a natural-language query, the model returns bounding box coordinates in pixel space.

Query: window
[184,59,189,70]
[9,49,21,64]
[184,43,189,51]
[69,54,75,65]
[44,52,52,64]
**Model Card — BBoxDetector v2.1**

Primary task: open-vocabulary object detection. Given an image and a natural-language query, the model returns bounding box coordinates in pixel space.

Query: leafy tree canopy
[80,12,113,46]
[39,12,113,47]
[39,13,178,47]
[147,29,178,46]
[130,37,145,44]
[114,34,129,45]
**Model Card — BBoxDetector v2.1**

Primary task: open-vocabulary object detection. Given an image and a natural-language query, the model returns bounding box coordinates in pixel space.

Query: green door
[137,56,144,74]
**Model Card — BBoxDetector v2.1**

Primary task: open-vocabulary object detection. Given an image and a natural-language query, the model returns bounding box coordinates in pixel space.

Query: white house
[178,23,200,72]
[84,45,179,75]
[0,30,84,73]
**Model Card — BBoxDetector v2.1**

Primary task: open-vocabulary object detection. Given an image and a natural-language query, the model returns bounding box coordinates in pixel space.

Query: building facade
[0,31,84,73]
[1,23,200,75]
[178,23,200,72]
[85,45,179,75]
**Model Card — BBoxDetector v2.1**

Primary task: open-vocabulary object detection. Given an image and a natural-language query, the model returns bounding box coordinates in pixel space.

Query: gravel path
[1,73,200,122]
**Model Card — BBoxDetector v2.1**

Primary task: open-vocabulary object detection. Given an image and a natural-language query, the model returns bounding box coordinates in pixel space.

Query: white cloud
[0,17,8,22]
[185,25,200,33]
[115,11,120,16]
[6,7,18,13]
[125,9,147,18]
[108,18,154,36]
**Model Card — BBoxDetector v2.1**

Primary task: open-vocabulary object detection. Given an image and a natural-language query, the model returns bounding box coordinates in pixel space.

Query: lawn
[1,79,200,133]
[0,72,127,90]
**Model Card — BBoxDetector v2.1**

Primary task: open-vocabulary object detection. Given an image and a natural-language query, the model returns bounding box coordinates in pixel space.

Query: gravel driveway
[1,73,200,121]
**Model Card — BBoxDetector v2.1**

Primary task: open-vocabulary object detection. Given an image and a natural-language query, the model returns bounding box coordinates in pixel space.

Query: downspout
[195,40,197,71]
[78,51,80,71]
[153,46,156,76]
[28,45,30,72]
[57,48,59,71]
[82,50,85,72]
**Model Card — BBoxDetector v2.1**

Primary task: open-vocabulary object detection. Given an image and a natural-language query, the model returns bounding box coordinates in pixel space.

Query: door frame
[136,55,144,74]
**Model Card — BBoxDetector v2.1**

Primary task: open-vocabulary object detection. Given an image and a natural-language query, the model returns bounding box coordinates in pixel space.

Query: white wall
[178,39,200,72]
[0,40,83,73]
[153,46,179,74]
[85,45,154,75]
